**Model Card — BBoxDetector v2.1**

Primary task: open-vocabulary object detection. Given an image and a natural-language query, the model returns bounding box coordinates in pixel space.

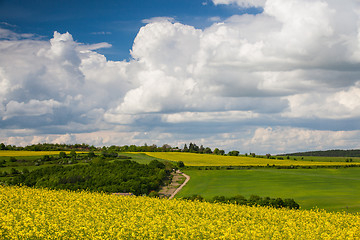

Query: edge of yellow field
[0,150,86,157]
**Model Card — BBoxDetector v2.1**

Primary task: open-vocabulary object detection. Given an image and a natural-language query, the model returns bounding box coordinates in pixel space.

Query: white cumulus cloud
[2,0,360,153]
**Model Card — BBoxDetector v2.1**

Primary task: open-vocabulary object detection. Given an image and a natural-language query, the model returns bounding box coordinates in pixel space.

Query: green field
[120,152,165,164]
[176,168,360,212]
[145,152,360,166]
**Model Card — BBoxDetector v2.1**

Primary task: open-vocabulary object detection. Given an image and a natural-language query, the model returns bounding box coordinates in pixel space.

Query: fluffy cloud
[2,0,360,153]
[3,99,62,120]
[250,127,360,153]
[212,0,266,8]
[142,17,175,24]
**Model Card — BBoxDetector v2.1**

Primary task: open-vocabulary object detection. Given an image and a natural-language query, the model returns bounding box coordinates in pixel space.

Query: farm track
[158,170,190,199]
[169,171,190,199]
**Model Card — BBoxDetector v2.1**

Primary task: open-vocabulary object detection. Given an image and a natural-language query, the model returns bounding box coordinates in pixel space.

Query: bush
[10,168,20,175]
[184,194,300,209]
[88,151,96,158]
[212,195,226,203]
[228,151,239,156]
[149,160,165,169]
[148,191,159,198]
[42,155,52,161]
[284,198,300,209]
[0,159,6,167]
[59,152,67,159]
[183,195,204,201]
[177,161,185,168]
[70,150,77,159]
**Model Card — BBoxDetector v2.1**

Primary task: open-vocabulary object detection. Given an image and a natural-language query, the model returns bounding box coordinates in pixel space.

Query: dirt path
[158,170,190,199]
[169,171,190,199]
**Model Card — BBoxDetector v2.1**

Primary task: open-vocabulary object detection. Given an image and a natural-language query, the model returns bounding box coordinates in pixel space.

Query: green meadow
[176,168,360,213]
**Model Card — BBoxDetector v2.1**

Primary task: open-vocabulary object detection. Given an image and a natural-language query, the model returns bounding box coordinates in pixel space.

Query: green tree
[59,152,67,159]
[189,143,195,152]
[249,195,261,205]
[88,151,96,158]
[204,147,212,154]
[70,150,77,159]
[284,198,300,209]
[22,168,30,174]
[230,195,247,205]
[185,195,204,201]
[161,144,171,152]
[177,161,185,168]
[199,145,205,154]
[149,160,165,169]
[10,168,19,175]
[0,159,6,167]
[148,190,159,198]
[228,151,239,156]
[212,195,226,203]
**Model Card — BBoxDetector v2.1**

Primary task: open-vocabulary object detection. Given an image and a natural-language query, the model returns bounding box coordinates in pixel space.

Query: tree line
[282,149,360,157]
[183,194,300,209]
[9,159,170,195]
[0,143,95,151]
[0,142,229,155]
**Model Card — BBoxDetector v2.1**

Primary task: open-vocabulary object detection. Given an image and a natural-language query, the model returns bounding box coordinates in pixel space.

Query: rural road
[169,170,190,199]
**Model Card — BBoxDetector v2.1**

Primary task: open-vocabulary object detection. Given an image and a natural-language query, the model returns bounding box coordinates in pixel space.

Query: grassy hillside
[1,185,360,239]
[176,168,360,212]
[0,151,164,178]
[145,152,360,167]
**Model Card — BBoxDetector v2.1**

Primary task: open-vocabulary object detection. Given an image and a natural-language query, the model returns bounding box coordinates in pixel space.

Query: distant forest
[0,142,228,155]
[281,149,360,157]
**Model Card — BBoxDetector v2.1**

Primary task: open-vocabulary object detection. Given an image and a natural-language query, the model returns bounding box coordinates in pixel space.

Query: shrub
[177,161,185,168]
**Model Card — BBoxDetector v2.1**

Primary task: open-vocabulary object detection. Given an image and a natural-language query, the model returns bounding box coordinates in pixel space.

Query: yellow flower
[0,185,359,239]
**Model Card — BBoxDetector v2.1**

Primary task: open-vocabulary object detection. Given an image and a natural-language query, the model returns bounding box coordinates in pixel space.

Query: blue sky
[0,0,261,60]
[1,0,360,154]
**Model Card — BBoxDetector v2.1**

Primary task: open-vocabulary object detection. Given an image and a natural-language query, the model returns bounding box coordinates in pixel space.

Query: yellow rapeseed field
[145,152,360,167]
[0,185,359,239]
[0,150,80,157]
